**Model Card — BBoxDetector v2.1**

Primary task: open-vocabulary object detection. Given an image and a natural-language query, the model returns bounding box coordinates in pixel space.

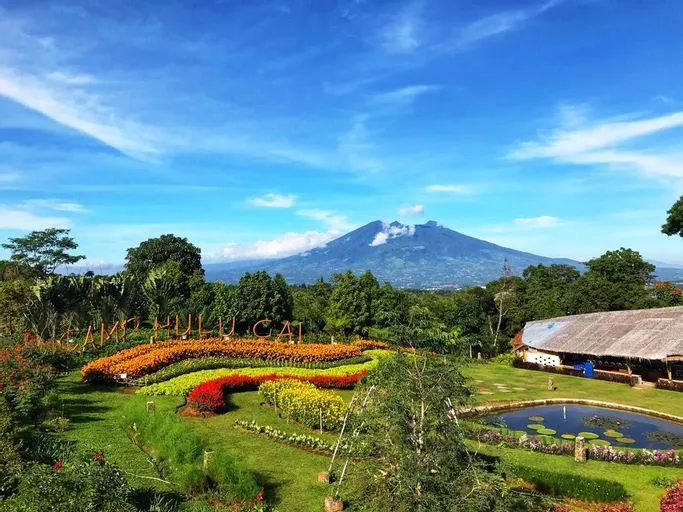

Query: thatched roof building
[520,306,683,363]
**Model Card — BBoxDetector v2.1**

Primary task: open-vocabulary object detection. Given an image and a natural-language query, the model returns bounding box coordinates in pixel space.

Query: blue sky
[1,0,683,268]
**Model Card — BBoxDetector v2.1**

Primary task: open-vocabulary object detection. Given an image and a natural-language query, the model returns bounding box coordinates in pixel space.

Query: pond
[484,404,683,450]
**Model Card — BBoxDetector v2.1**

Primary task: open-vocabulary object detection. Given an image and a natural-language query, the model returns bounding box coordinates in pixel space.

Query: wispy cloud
[221,230,339,261]
[513,215,561,228]
[337,115,384,173]
[0,171,21,183]
[425,184,475,194]
[296,209,351,231]
[509,106,683,179]
[370,85,440,107]
[379,2,423,54]
[370,222,416,246]
[398,204,424,217]
[0,205,71,230]
[46,71,96,85]
[450,0,563,50]
[249,193,296,208]
[21,198,87,213]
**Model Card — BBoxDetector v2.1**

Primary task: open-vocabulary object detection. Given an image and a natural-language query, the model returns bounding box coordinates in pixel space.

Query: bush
[506,464,628,502]
[599,504,635,512]
[0,349,55,423]
[122,405,258,501]
[82,339,362,382]
[660,480,683,512]
[2,452,134,512]
[657,379,683,393]
[259,380,347,430]
[137,355,371,384]
[187,371,366,412]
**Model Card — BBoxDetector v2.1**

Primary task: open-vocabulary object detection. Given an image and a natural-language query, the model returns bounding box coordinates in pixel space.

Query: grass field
[56,360,683,512]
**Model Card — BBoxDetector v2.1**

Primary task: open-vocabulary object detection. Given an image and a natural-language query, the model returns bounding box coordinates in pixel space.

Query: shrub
[2,452,134,512]
[138,363,373,397]
[137,355,372,385]
[259,380,347,430]
[506,464,628,502]
[188,371,366,412]
[657,379,683,393]
[0,349,55,423]
[82,339,362,382]
[660,480,683,512]
[599,504,635,512]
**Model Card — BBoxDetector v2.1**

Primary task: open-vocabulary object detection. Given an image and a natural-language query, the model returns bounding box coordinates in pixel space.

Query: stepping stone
[493,383,506,386]
[513,387,526,391]
[479,391,494,395]
[498,389,511,393]
[474,380,484,383]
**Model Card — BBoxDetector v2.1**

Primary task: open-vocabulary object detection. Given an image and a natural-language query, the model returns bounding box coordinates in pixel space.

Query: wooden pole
[166,316,171,338]
[218,317,223,338]
[100,323,105,347]
[175,315,180,337]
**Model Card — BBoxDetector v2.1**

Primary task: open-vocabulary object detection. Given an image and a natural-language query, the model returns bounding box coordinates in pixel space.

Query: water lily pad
[604,430,624,438]
[561,434,576,440]
[578,432,600,440]
[528,416,544,422]
[535,434,554,441]
[527,424,545,431]
[588,439,611,447]
[537,428,557,435]
[616,437,636,444]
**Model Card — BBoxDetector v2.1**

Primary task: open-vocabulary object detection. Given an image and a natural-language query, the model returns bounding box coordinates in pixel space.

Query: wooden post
[154,318,159,340]
[320,407,323,434]
[667,361,672,380]
[574,436,586,462]
[82,325,94,352]
[175,315,180,338]
[203,450,213,470]
[146,401,155,414]
[298,321,303,344]
[218,317,223,338]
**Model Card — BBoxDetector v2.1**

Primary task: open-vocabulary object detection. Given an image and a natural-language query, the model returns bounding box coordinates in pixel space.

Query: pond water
[484,404,683,450]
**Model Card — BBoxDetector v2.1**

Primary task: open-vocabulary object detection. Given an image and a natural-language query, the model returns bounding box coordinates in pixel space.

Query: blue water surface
[485,404,683,450]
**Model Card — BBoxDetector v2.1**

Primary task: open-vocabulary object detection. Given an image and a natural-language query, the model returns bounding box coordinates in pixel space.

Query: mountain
[205,220,584,288]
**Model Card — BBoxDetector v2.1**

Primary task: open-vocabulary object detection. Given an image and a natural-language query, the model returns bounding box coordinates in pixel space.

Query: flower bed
[188,371,366,412]
[235,420,337,453]
[657,379,683,393]
[472,428,682,467]
[82,338,362,382]
[136,355,372,385]
[259,380,346,430]
[137,359,376,396]
[660,480,683,512]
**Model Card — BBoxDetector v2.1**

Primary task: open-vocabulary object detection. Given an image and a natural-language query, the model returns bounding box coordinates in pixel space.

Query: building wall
[524,349,561,367]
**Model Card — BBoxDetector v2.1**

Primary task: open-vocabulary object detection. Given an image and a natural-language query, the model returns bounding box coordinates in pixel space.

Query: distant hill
[205,220,584,288]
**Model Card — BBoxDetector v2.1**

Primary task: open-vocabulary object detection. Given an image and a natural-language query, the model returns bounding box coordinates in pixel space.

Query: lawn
[57,360,683,512]
[57,371,352,512]
[463,361,683,417]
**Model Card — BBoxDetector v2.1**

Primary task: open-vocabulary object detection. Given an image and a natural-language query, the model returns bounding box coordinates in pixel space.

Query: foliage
[0,398,23,498]
[125,234,203,279]
[522,264,579,320]
[258,380,347,430]
[505,463,628,502]
[234,420,338,452]
[0,349,55,423]
[659,480,683,512]
[82,339,362,382]
[1,228,85,276]
[326,270,379,336]
[662,195,683,238]
[122,405,259,502]
[598,505,635,512]
[233,272,293,329]
[137,354,372,385]
[1,452,135,512]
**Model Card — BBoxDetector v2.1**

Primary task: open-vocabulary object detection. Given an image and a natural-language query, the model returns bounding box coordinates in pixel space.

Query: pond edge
[460,398,683,425]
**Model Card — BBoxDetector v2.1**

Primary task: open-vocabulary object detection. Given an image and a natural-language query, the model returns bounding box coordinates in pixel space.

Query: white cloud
[46,71,96,85]
[21,198,87,212]
[338,115,384,173]
[371,85,440,107]
[398,204,424,217]
[0,171,21,183]
[509,107,683,179]
[249,193,296,208]
[380,4,422,54]
[0,206,71,230]
[425,184,475,194]
[369,222,416,246]
[296,209,351,231]
[513,216,561,228]
[222,230,339,261]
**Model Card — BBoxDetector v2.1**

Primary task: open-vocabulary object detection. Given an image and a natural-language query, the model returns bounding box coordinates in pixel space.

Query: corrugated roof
[521,306,683,361]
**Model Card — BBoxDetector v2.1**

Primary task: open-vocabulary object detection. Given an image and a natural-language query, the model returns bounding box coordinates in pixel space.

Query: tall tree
[234,271,291,329]
[662,195,683,237]
[124,234,204,278]
[522,264,580,320]
[1,229,85,275]
[327,270,379,335]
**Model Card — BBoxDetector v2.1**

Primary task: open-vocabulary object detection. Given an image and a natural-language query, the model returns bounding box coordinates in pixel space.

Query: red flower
[256,491,264,504]
[92,451,105,463]
[53,459,62,471]
[660,480,683,512]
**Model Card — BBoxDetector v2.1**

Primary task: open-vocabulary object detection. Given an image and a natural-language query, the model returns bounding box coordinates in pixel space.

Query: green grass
[463,362,683,417]
[57,371,353,511]
[471,442,683,512]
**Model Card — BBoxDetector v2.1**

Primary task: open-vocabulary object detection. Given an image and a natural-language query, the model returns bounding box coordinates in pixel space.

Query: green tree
[234,271,291,329]
[662,195,683,237]
[124,234,204,278]
[349,353,551,511]
[522,264,580,319]
[327,270,379,335]
[1,228,85,275]
[142,260,188,320]
[292,279,331,333]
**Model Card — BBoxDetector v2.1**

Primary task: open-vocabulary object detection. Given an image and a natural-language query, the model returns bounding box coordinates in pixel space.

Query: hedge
[259,380,346,430]
[657,379,683,393]
[505,464,628,502]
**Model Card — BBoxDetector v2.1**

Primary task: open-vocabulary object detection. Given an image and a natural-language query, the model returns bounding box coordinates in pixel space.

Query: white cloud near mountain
[370,222,416,246]
[425,184,475,194]
[222,230,339,261]
[249,193,296,208]
[397,204,424,217]
[513,215,561,228]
